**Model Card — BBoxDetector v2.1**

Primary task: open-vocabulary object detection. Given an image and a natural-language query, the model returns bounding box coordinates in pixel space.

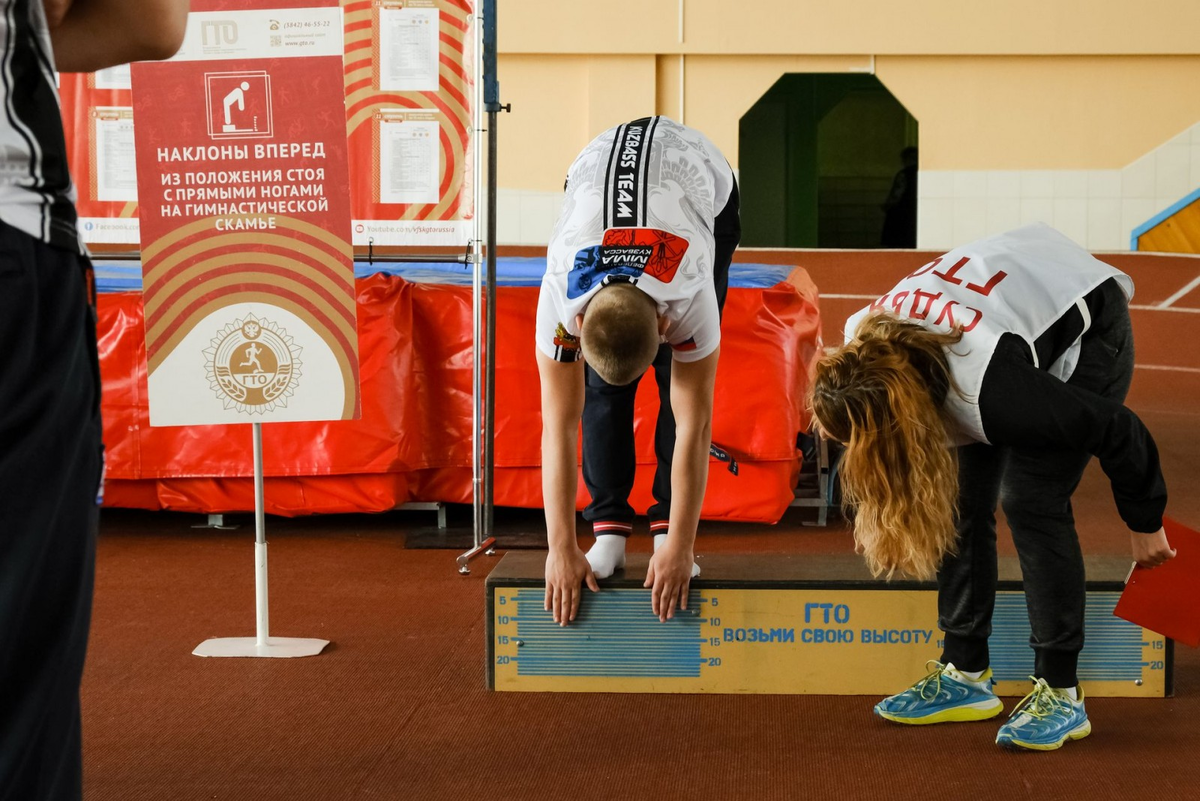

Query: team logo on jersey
[204,315,303,413]
[567,245,642,298]
[601,228,689,283]
[567,228,690,300]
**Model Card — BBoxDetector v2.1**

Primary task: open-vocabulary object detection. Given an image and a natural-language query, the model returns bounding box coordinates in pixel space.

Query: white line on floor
[1135,365,1200,374]
[1130,304,1200,314]
[1157,275,1200,308]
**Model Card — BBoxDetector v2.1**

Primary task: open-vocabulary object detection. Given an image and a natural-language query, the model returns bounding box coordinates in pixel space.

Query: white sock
[585,534,627,579]
[1058,686,1079,701]
[653,533,701,578]
[957,668,987,682]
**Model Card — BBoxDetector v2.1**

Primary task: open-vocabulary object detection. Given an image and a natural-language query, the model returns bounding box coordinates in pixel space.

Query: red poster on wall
[342,0,475,247]
[60,0,476,250]
[131,0,359,426]
[59,69,140,244]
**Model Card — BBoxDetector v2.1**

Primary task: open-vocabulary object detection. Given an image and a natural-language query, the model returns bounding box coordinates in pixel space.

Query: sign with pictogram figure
[131,0,359,425]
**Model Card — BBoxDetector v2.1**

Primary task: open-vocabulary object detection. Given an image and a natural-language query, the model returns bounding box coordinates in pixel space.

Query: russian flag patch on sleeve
[553,322,581,362]
[671,337,697,352]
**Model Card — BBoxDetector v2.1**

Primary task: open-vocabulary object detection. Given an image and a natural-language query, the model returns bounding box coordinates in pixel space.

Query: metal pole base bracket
[457,536,497,575]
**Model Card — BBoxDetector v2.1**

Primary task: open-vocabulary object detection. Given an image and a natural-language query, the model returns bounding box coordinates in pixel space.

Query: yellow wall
[498,54,872,189]
[878,56,1200,169]
[497,55,656,191]
[500,1,1200,55]
[494,3,1200,191]
[498,52,1200,188]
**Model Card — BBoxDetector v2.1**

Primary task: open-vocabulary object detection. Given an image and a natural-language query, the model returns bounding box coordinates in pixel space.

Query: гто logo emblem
[203,315,302,413]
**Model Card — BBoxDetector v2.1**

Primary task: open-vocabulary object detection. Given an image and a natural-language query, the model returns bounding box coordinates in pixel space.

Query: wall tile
[952,198,988,245]
[1156,144,1191,202]
[496,191,522,244]
[1020,198,1054,226]
[917,197,954,249]
[1167,127,1193,150]
[918,170,954,199]
[1053,199,1088,245]
[1020,171,1055,198]
[986,197,1021,235]
[1122,153,1157,199]
[1086,199,1123,250]
[519,192,562,245]
[1122,198,1158,248]
[986,171,1020,198]
[1052,171,1089,199]
[952,170,988,198]
[1087,170,1122,199]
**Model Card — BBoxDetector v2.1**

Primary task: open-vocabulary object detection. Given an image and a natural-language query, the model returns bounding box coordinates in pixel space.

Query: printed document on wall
[379,115,440,205]
[94,64,131,90]
[379,5,440,92]
[93,107,137,203]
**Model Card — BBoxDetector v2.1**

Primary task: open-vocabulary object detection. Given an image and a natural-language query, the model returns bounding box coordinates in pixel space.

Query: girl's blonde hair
[810,313,963,580]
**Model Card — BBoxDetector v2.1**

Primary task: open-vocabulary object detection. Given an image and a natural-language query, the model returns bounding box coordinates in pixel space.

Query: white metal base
[192,513,238,530]
[192,636,329,658]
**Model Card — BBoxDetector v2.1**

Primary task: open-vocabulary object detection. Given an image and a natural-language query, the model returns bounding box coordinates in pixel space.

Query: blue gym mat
[93,258,795,294]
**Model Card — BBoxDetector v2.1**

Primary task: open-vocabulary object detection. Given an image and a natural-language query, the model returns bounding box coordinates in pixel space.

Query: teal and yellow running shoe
[874,661,1004,725]
[995,678,1091,751]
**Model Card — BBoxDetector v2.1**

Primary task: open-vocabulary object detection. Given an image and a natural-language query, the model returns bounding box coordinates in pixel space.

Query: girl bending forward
[810,224,1174,751]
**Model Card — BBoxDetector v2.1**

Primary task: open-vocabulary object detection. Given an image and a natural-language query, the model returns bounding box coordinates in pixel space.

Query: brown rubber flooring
[82,248,1200,799]
[86,504,1200,800]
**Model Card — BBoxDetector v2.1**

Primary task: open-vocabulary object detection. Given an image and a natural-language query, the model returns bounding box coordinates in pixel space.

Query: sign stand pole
[193,423,330,658]
[457,2,497,574]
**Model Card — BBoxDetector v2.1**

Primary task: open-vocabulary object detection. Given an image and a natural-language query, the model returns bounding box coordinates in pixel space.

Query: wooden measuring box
[486,552,1172,696]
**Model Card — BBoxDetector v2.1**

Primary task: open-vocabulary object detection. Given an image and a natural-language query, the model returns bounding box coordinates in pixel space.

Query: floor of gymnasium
[82,249,1200,800]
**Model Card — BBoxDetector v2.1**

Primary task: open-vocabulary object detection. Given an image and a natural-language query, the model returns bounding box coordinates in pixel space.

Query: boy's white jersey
[536,116,736,364]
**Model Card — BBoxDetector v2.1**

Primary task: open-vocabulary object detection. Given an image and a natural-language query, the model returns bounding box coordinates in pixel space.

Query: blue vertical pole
[483,0,499,111]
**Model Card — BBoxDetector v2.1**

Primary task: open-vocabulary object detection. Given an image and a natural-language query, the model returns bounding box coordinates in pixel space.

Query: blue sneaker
[874,661,1004,725]
[995,678,1091,751]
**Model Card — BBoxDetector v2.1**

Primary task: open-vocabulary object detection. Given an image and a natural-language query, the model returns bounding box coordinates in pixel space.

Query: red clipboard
[1113,518,1200,647]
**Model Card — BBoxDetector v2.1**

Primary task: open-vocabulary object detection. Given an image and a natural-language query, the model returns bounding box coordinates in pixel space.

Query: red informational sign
[131,0,359,426]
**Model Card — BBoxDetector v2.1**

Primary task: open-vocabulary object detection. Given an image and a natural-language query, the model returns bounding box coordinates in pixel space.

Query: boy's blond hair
[580,283,659,386]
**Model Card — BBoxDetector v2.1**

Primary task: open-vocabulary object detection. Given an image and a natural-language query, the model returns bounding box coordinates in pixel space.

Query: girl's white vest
[844,224,1133,444]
